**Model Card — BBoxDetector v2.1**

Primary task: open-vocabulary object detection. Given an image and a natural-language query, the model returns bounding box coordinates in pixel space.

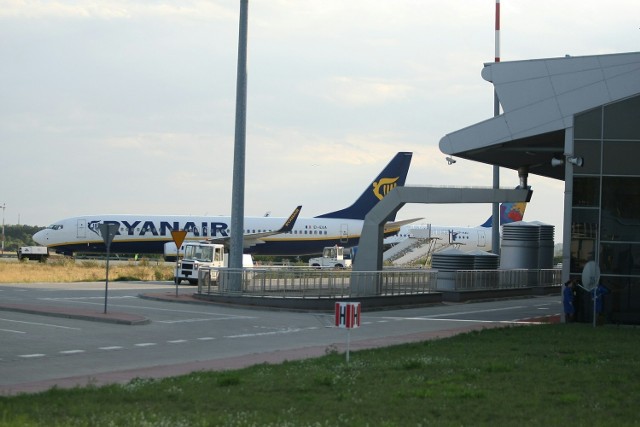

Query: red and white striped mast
[495,0,501,64]
[491,0,501,255]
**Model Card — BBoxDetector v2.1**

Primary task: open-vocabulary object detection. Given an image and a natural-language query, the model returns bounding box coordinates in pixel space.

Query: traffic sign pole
[171,231,188,297]
[98,223,119,314]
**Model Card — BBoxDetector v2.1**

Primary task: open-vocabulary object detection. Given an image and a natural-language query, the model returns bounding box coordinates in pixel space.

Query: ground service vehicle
[17,246,49,262]
[174,242,225,285]
[309,246,352,269]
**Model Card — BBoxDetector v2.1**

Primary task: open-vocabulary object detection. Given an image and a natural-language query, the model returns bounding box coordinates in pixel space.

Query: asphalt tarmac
[0,281,560,395]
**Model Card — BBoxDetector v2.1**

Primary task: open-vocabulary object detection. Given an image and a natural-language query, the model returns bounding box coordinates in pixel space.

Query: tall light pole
[1,202,5,254]
[491,0,501,255]
[229,0,249,291]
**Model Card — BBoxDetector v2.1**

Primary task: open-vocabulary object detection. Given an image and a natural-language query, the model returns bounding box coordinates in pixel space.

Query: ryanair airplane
[33,152,417,257]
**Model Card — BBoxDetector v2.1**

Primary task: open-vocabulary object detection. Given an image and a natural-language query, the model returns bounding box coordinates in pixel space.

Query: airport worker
[563,279,575,323]
[592,281,610,325]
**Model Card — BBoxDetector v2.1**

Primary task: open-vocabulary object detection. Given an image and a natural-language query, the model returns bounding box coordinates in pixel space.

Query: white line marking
[19,354,46,358]
[225,327,306,339]
[0,328,25,334]
[0,317,81,330]
[39,299,255,319]
[40,296,136,301]
[60,350,85,355]
[156,317,247,324]
[99,346,123,351]
[197,337,215,341]
[380,306,527,321]
[167,340,187,344]
[135,343,157,347]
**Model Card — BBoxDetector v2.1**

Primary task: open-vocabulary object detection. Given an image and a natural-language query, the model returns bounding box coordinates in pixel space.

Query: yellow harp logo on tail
[372,177,399,201]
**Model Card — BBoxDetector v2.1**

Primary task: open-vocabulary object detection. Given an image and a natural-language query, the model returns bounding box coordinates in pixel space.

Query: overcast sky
[2,1,639,241]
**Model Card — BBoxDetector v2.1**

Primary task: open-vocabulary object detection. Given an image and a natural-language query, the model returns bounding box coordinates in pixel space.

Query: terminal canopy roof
[439,51,640,181]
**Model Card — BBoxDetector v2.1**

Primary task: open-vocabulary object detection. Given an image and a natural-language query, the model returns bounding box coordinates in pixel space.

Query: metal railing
[197,267,437,298]
[197,266,561,297]
[454,268,562,291]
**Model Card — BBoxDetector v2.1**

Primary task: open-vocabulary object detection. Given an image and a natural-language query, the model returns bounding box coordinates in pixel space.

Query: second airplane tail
[480,200,528,228]
[315,152,413,220]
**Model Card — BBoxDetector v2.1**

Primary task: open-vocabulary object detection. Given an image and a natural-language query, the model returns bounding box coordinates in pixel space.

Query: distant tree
[2,225,45,252]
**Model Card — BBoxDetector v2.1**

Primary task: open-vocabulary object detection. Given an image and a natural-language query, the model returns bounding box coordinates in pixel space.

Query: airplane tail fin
[315,152,412,220]
[480,197,528,228]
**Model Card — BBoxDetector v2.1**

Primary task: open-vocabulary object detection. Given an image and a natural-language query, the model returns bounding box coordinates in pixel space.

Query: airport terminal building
[440,51,640,324]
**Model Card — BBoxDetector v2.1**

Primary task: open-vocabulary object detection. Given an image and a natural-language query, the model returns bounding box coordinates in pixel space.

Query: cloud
[318,76,413,107]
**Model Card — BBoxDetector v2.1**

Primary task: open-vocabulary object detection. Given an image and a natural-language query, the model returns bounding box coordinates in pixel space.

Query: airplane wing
[207,205,302,249]
[383,218,423,234]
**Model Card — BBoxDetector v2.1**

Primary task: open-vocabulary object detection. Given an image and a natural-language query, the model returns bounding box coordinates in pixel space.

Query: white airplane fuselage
[33,152,416,257]
[33,214,365,257]
[384,223,492,252]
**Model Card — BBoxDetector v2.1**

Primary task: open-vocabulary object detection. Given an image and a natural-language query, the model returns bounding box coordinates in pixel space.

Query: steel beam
[350,187,532,296]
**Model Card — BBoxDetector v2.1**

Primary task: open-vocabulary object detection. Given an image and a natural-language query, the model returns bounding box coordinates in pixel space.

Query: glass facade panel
[603,141,640,175]
[572,177,600,207]
[570,95,640,324]
[570,208,599,274]
[603,95,640,140]
[574,140,601,174]
[574,107,602,139]
[600,243,640,276]
[606,277,640,324]
[601,177,640,242]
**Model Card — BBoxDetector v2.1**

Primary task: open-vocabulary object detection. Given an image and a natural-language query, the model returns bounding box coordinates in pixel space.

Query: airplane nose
[33,230,47,245]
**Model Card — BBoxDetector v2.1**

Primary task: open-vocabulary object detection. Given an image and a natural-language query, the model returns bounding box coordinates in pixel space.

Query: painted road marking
[0,317,81,330]
[0,328,26,334]
[60,350,85,355]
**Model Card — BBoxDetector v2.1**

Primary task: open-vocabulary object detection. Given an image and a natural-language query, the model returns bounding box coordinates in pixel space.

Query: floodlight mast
[1,202,5,254]
[491,0,501,255]
[229,0,249,291]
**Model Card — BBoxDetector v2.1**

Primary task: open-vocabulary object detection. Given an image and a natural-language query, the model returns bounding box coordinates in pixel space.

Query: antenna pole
[491,0,501,255]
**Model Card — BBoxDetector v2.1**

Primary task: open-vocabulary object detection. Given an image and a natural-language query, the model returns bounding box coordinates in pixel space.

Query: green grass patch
[1,324,639,426]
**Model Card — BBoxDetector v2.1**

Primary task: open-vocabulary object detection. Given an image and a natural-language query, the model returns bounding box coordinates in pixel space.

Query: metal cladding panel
[499,77,556,111]
[550,68,607,96]
[505,98,563,137]
[441,52,640,175]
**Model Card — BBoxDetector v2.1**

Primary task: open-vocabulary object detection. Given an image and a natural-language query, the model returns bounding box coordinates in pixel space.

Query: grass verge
[0,258,174,283]
[1,323,638,426]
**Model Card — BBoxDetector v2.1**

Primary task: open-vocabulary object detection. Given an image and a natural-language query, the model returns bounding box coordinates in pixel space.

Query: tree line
[1,225,44,252]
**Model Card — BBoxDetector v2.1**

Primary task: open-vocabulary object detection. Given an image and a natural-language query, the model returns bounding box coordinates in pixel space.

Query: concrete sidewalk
[0,288,203,325]
[0,302,150,325]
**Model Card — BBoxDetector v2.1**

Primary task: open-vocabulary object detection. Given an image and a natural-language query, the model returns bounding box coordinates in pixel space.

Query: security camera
[446,156,456,165]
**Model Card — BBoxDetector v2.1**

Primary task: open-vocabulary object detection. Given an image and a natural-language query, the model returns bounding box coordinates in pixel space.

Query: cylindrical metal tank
[500,221,540,269]
[469,249,500,270]
[531,221,555,269]
[432,248,475,290]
